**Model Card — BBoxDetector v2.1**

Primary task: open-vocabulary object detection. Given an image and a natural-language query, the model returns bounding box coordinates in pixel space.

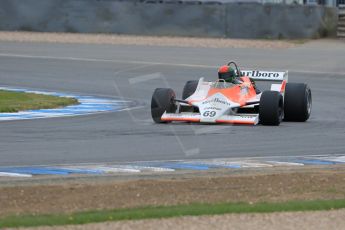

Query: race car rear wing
[241,70,288,82]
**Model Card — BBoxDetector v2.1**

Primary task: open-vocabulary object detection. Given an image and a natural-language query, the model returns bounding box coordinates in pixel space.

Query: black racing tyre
[259,91,284,126]
[284,83,312,122]
[151,88,177,123]
[182,80,198,100]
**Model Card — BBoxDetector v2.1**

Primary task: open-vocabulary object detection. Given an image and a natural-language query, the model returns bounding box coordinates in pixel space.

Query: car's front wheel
[259,91,284,126]
[151,88,177,123]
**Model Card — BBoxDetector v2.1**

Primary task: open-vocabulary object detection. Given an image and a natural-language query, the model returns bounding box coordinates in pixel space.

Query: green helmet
[218,65,236,82]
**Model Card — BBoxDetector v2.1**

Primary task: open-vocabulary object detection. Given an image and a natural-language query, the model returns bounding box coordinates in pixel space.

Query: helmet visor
[218,71,234,80]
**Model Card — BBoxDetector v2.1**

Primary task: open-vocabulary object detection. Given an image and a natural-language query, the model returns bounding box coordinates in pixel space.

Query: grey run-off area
[0,39,344,166]
[0,0,338,39]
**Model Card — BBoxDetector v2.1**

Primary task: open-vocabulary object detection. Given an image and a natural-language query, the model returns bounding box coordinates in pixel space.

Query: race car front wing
[161,112,259,125]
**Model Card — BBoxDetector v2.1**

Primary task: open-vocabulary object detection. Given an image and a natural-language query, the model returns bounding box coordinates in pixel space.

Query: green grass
[0,90,78,112]
[1,199,345,228]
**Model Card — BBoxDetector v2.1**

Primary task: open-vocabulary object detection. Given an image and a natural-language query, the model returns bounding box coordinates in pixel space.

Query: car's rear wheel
[259,91,284,126]
[284,83,312,122]
[182,80,198,100]
[151,88,177,123]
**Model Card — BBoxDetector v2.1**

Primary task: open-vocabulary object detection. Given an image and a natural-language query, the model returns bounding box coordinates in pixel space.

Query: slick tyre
[182,80,198,100]
[284,83,312,122]
[151,88,177,123]
[259,91,284,126]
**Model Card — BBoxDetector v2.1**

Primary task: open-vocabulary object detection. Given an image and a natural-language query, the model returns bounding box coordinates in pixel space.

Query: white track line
[1,53,344,75]
[2,154,344,169]
[0,172,32,177]
[0,53,215,69]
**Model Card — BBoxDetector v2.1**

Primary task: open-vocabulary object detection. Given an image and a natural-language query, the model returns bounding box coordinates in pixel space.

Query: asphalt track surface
[0,39,344,167]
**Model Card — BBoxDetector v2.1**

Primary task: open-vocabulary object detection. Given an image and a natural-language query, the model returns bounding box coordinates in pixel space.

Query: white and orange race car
[151,62,311,126]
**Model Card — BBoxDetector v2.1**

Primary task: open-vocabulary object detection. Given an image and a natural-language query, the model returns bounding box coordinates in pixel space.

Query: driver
[218,65,243,84]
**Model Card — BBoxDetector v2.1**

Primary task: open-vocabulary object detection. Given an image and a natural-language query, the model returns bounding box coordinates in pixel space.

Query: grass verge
[1,199,345,228]
[0,90,78,112]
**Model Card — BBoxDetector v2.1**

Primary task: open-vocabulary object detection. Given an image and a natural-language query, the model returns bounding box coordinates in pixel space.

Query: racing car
[151,61,311,126]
